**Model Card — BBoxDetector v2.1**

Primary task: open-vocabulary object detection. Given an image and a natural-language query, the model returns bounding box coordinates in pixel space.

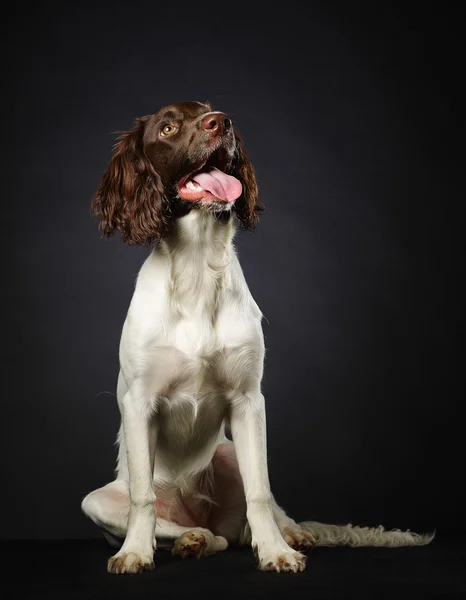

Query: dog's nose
[201,113,231,135]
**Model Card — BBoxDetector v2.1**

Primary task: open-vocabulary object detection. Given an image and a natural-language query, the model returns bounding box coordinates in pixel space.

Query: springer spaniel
[82,101,433,574]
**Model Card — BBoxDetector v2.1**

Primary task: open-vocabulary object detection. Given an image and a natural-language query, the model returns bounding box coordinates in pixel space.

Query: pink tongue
[192,167,242,202]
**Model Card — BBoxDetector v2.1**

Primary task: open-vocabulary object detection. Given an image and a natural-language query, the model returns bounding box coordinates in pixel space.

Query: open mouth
[177,147,242,204]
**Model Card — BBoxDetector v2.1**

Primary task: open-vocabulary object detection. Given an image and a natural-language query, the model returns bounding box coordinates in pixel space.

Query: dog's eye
[161,125,177,137]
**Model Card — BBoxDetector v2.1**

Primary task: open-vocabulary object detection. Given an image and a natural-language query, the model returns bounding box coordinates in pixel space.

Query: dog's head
[92,101,261,245]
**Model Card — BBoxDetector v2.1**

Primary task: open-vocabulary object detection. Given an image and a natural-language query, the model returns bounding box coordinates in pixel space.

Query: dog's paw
[172,531,209,559]
[281,526,316,552]
[107,551,155,574]
[254,545,307,573]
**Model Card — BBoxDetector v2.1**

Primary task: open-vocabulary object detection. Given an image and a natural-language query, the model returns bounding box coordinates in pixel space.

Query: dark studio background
[3,1,465,592]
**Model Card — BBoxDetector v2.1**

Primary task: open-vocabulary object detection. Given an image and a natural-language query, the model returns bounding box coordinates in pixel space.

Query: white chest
[172,314,220,358]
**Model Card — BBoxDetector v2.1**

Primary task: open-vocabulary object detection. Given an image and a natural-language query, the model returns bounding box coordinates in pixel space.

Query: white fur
[82,208,433,574]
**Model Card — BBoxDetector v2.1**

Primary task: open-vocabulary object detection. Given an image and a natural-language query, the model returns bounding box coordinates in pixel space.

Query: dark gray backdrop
[3,1,464,540]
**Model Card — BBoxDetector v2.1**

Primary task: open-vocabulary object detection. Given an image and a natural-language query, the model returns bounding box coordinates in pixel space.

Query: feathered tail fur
[240,522,434,547]
[299,521,434,547]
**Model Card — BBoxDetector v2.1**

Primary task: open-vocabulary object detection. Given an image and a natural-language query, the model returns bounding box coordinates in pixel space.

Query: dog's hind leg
[171,530,228,559]
[81,480,227,557]
[81,479,129,542]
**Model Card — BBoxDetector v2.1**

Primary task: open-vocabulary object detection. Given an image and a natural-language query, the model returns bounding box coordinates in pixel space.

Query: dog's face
[92,101,260,246]
[143,102,240,209]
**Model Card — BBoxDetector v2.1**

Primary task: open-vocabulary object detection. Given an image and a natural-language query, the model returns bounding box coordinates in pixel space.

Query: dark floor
[2,537,465,600]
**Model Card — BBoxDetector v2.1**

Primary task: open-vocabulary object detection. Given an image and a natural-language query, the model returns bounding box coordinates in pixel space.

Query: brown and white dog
[82,101,433,574]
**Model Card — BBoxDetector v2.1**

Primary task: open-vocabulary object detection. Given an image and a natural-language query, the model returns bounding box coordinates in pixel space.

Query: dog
[81,101,433,574]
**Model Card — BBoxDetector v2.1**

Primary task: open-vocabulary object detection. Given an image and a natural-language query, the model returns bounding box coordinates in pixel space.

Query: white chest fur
[120,211,264,404]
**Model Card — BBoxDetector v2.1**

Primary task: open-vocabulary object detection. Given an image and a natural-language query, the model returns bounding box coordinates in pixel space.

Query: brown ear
[91,117,170,246]
[232,130,263,229]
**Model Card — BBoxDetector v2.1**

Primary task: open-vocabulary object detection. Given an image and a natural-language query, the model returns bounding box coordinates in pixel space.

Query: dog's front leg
[230,390,307,573]
[107,380,156,574]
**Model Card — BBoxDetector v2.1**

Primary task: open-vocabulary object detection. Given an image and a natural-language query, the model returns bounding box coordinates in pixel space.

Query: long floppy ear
[232,130,263,229]
[91,117,171,246]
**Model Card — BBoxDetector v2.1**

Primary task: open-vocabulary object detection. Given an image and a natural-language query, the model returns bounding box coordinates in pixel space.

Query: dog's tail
[239,521,434,547]
[298,521,435,547]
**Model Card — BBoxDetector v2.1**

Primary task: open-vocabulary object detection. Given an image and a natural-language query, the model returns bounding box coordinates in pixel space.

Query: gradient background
[3,2,464,541]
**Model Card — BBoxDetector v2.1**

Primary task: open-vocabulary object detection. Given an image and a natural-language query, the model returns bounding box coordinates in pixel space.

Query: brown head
[91,101,261,245]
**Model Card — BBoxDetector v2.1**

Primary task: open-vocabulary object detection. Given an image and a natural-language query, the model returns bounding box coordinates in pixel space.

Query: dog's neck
[160,210,235,318]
